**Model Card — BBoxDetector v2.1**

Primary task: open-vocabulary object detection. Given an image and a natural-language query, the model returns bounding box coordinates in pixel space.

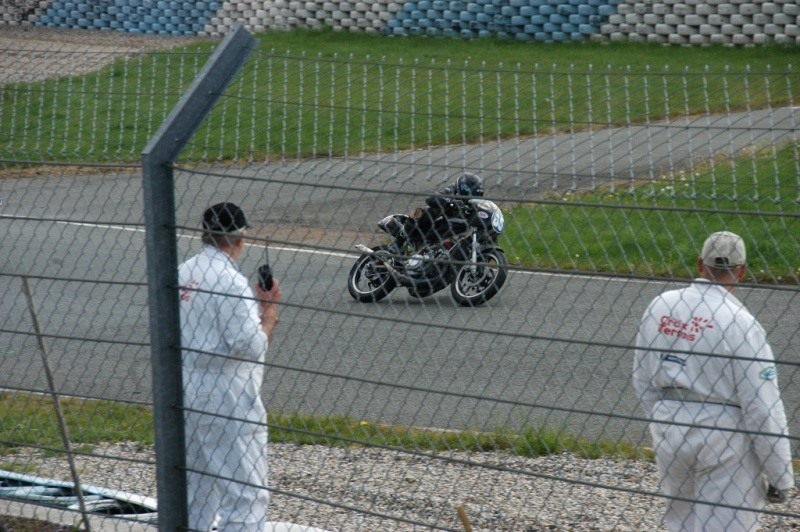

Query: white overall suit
[179,245,270,531]
[633,279,793,531]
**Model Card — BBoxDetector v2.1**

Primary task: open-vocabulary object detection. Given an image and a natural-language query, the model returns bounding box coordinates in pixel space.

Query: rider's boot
[387,238,404,256]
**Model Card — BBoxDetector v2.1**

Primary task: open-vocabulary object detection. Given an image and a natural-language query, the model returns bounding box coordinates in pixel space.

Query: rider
[387,172,485,255]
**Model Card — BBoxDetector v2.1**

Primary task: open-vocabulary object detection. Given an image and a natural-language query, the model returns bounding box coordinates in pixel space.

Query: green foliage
[209,35,800,160]
[501,142,800,283]
[0,462,37,474]
[0,392,154,453]
[0,393,644,461]
[2,31,798,163]
[0,47,215,163]
[267,411,644,460]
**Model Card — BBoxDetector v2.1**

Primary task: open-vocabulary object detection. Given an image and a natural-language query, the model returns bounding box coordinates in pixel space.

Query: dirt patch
[0,26,213,84]
[0,516,71,532]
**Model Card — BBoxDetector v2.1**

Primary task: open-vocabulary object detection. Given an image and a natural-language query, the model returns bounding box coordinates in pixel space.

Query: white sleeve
[218,273,269,361]
[633,306,661,417]
[732,318,794,490]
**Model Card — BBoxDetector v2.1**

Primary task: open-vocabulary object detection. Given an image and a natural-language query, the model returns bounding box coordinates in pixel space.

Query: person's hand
[256,278,281,341]
[767,484,790,504]
[255,278,282,312]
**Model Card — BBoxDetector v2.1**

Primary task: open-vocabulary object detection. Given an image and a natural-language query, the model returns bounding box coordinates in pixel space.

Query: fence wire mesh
[1,29,800,531]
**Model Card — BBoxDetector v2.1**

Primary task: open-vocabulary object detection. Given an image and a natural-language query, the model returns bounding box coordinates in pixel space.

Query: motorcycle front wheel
[450,248,508,307]
[347,246,398,303]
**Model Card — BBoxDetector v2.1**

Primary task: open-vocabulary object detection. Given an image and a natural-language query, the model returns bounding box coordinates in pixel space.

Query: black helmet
[454,172,485,197]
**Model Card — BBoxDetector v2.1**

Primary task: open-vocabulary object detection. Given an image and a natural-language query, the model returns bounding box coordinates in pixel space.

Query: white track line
[55,220,659,283]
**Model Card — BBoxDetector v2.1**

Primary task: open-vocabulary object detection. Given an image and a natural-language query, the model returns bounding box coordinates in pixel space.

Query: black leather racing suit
[399,186,470,246]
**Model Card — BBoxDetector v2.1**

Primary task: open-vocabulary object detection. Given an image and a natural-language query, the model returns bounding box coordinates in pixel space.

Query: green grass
[500,142,800,283]
[269,412,648,460]
[1,31,797,280]
[2,30,799,163]
[0,392,154,454]
[233,33,800,160]
[0,392,649,464]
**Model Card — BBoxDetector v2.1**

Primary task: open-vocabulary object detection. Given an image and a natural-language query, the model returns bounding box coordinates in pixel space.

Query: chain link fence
[2,27,800,531]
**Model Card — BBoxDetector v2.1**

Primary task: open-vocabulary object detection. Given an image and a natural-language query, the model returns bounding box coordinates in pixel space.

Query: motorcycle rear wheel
[347,246,398,303]
[450,248,508,307]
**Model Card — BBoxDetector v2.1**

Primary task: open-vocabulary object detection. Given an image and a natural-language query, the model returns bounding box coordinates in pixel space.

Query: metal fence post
[141,21,258,531]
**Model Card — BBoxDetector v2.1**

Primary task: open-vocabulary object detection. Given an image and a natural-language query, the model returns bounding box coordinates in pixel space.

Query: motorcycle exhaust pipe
[355,244,415,285]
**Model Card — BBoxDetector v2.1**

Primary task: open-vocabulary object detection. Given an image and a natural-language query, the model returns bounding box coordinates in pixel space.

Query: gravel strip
[0,27,211,84]
[2,442,799,531]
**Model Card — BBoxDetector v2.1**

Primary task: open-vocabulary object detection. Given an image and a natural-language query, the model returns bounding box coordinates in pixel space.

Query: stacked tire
[598,0,800,45]
[33,0,220,35]
[4,0,797,45]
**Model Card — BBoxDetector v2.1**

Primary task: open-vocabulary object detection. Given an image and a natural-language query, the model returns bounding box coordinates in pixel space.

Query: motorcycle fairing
[378,214,408,239]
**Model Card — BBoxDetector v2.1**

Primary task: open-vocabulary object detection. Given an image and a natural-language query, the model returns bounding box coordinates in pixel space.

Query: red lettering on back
[180,279,199,302]
[658,314,712,342]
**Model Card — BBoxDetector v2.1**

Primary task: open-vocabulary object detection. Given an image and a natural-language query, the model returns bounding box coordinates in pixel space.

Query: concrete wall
[2,0,799,44]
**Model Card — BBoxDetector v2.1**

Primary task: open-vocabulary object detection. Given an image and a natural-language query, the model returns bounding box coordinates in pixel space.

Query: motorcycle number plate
[491,210,505,233]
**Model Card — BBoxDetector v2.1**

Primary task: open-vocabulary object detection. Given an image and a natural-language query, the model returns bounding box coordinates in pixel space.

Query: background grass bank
[2,30,798,163]
[501,142,800,283]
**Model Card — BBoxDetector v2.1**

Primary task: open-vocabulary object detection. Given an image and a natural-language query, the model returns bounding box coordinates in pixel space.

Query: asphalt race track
[2,107,799,447]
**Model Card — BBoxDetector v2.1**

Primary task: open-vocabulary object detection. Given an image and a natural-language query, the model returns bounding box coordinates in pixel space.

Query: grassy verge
[0,516,72,532]
[500,142,800,283]
[0,393,154,454]
[2,30,798,163]
[2,30,797,280]
[0,392,650,466]
[270,412,648,460]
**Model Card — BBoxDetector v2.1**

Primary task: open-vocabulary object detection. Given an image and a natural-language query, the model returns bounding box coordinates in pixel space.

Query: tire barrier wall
[2,0,799,44]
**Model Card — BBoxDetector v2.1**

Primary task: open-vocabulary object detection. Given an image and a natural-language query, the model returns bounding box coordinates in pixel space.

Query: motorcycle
[347,198,508,306]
